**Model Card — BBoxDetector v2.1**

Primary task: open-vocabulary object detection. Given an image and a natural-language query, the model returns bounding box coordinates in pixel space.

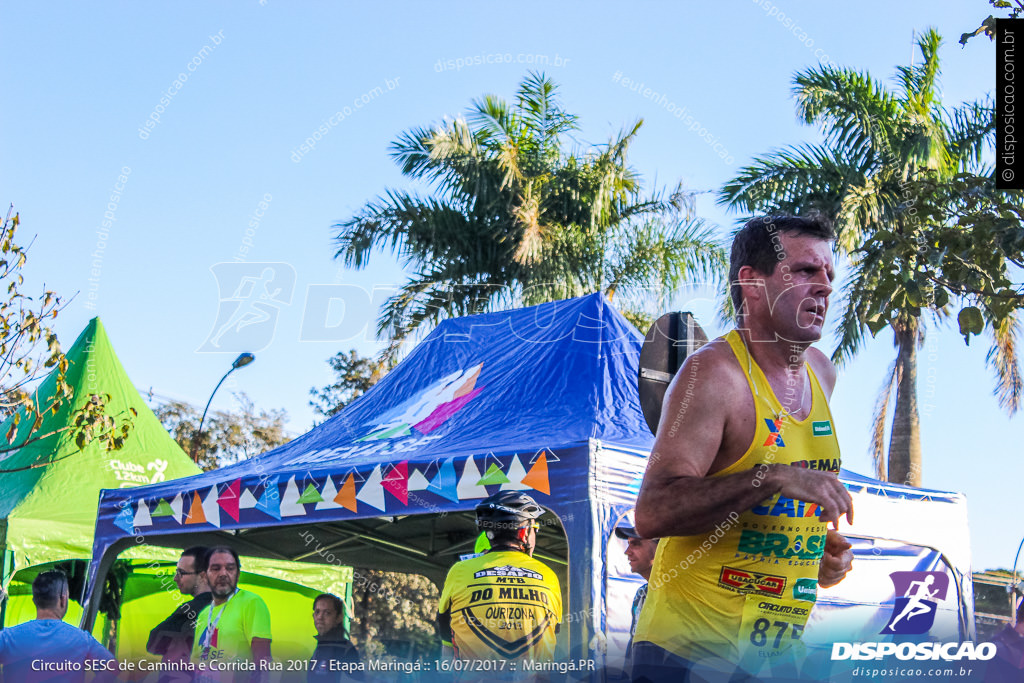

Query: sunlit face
[524,521,539,556]
[174,555,200,596]
[313,598,342,636]
[204,551,239,601]
[624,538,658,578]
[744,232,835,343]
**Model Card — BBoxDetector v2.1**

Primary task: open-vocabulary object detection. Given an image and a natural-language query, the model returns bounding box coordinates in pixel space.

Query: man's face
[523,521,539,556]
[312,598,342,636]
[174,555,200,596]
[204,551,239,601]
[624,538,658,578]
[754,232,835,343]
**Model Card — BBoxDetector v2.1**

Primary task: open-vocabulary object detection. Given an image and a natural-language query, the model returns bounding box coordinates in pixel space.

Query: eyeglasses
[528,522,540,530]
[175,568,197,576]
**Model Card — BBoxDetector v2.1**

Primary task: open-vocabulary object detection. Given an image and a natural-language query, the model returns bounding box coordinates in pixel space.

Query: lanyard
[200,589,238,658]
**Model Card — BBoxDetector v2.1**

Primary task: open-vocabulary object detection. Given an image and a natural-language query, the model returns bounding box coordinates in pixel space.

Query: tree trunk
[887,319,922,487]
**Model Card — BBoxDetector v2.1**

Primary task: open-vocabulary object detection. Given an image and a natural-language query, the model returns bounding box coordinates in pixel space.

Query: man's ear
[735,265,766,305]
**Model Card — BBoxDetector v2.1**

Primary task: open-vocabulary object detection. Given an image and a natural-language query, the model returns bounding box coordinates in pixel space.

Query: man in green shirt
[191,546,273,682]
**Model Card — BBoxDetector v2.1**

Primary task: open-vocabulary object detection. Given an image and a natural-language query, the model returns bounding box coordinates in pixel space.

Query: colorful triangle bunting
[335,473,358,513]
[382,461,409,505]
[255,476,281,520]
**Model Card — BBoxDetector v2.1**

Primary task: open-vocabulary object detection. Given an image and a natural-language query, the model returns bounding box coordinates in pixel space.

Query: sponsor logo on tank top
[718,566,787,596]
[788,457,840,472]
[793,578,818,603]
[763,418,786,447]
[736,529,826,561]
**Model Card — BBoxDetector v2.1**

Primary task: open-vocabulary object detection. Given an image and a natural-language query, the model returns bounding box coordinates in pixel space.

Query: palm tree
[334,72,724,357]
[719,29,1020,486]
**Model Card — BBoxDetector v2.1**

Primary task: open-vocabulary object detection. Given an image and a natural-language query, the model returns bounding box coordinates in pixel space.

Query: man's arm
[251,637,272,663]
[436,611,454,657]
[635,343,853,539]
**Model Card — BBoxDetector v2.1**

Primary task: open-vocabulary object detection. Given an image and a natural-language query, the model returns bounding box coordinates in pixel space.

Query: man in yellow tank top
[633,215,855,682]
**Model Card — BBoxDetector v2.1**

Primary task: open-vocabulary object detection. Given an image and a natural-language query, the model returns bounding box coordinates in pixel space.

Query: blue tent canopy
[84,293,974,668]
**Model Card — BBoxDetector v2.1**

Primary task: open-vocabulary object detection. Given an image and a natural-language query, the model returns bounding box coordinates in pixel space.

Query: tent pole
[0,549,8,628]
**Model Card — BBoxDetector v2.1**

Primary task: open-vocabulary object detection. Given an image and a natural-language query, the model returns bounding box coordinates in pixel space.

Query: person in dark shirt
[147,546,213,682]
[309,593,360,682]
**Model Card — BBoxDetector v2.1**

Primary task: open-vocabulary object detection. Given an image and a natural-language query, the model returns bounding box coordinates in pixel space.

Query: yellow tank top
[633,330,841,673]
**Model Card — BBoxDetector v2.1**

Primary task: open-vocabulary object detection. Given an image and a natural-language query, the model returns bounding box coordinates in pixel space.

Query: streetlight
[190,353,255,462]
[1012,535,1024,627]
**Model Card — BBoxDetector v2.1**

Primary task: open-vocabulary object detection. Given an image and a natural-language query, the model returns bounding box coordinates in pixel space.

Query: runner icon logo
[882,571,949,635]
[198,263,296,352]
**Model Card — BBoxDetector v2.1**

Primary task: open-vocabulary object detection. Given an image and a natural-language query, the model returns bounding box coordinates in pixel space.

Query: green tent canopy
[0,317,202,577]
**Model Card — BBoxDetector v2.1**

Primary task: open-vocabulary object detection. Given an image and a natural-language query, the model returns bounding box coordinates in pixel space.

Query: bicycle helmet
[475,491,544,532]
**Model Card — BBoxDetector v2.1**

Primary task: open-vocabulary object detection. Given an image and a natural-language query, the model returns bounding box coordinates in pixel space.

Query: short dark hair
[32,570,69,610]
[314,593,344,615]
[182,546,209,571]
[729,215,835,312]
[202,546,241,573]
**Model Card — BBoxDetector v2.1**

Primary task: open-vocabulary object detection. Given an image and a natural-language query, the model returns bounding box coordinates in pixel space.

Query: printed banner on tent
[106,449,560,533]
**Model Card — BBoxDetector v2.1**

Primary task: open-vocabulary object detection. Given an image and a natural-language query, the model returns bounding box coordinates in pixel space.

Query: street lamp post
[190,353,255,462]
[1012,535,1024,627]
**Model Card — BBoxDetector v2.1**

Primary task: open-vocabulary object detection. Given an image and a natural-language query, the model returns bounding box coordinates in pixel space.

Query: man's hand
[770,464,853,527]
[818,528,853,588]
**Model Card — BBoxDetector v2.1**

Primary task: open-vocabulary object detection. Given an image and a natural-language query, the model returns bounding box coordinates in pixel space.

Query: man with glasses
[148,546,213,682]
[437,491,562,665]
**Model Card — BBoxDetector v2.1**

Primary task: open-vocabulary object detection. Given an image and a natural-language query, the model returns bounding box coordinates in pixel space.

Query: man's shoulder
[187,591,214,609]
[467,550,556,575]
[804,345,837,395]
[662,334,747,403]
[8,619,103,644]
[235,588,268,604]
[492,551,560,582]
[678,335,745,383]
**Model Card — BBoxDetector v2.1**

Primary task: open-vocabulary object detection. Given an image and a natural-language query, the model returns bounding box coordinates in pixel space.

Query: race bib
[737,593,809,675]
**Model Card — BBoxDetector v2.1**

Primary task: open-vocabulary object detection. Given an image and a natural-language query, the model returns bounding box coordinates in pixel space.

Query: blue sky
[2,2,1020,572]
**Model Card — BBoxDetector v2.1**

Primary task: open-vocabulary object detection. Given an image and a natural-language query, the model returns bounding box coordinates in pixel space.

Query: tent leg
[0,550,8,629]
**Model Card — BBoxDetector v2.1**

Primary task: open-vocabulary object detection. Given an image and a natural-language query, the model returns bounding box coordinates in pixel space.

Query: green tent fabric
[0,318,352,650]
[0,317,202,577]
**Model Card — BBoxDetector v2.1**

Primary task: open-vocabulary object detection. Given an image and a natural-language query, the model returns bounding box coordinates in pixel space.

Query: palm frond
[869,356,899,480]
[945,98,995,171]
[605,217,726,304]
[718,144,865,225]
[793,66,900,159]
[986,310,1023,415]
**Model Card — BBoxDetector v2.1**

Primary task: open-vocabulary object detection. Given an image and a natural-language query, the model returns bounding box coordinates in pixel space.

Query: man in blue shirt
[0,569,116,682]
